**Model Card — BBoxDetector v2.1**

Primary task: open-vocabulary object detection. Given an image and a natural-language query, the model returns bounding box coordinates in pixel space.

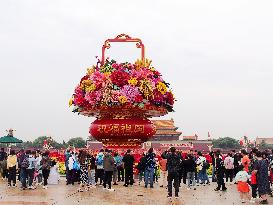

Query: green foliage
[67,137,86,148]
[212,137,241,149]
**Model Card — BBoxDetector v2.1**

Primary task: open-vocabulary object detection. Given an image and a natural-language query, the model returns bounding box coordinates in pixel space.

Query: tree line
[212,137,273,150]
[1,136,272,150]
[0,136,87,149]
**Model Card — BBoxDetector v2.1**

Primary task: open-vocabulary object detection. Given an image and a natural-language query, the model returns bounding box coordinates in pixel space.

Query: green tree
[67,137,86,148]
[212,137,241,149]
[20,141,33,149]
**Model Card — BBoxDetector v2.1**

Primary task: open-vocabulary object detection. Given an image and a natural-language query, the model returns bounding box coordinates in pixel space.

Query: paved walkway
[0,179,272,205]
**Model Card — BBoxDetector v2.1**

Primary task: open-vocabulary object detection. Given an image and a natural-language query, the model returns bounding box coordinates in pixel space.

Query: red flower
[165,92,174,105]
[134,94,143,103]
[80,75,89,83]
[74,95,88,107]
[153,90,164,104]
[153,70,161,77]
[110,69,130,87]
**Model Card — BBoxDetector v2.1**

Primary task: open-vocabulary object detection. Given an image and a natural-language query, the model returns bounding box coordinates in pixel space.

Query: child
[235,165,250,203]
[250,169,258,203]
[154,159,160,183]
[32,170,39,189]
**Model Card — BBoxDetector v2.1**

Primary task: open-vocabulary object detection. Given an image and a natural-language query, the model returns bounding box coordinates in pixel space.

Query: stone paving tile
[0,179,272,205]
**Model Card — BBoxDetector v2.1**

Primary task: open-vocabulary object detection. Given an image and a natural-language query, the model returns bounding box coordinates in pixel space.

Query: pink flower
[74,85,83,96]
[90,71,105,89]
[120,85,140,103]
[111,90,121,103]
[112,63,119,69]
[85,91,102,105]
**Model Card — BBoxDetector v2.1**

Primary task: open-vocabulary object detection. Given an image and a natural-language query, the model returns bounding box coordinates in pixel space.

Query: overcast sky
[0,0,273,142]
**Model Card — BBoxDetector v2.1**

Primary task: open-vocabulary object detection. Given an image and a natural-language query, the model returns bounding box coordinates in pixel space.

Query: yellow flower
[80,80,92,89]
[135,58,152,70]
[81,79,96,92]
[150,66,155,71]
[86,66,95,75]
[104,72,111,77]
[118,96,127,104]
[85,84,96,92]
[69,97,73,107]
[128,77,138,86]
[139,79,154,99]
[157,82,167,94]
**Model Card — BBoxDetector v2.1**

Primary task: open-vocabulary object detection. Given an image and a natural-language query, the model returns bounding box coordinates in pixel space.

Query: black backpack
[21,156,29,168]
[168,154,180,172]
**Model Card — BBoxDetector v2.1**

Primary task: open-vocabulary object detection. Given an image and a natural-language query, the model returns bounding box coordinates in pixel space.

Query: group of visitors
[1,146,273,204]
[0,148,59,190]
[161,147,273,204]
[64,147,129,192]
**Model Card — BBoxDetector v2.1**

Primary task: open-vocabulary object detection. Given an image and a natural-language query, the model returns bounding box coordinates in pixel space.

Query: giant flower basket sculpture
[70,34,175,147]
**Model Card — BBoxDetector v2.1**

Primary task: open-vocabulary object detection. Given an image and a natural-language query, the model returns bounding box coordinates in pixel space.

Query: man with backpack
[26,150,36,189]
[144,148,156,188]
[95,149,104,185]
[19,150,29,190]
[162,147,181,198]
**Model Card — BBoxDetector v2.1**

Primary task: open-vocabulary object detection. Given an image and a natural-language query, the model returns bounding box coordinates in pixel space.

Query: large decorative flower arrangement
[70,34,176,147]
[70,58,174,117]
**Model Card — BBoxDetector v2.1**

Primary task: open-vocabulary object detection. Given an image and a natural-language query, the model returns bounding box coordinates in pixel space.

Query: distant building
[183,134,198,141]
[149,119,182,141]
[146,121,212,151]
[256,137,273,145]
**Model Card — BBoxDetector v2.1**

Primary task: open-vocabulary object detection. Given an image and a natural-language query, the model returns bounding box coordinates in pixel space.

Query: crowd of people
[0,148,59,190]
[161,148,273,204]
[0,146,273,204]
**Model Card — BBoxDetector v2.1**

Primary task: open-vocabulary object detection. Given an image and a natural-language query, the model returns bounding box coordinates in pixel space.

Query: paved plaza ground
[0,178,272,205]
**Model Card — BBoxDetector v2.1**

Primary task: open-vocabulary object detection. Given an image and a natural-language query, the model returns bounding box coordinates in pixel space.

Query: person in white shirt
[67,153,76,185]
[224,153,234,183]
[35,151,43,185]
[196,152,209,184]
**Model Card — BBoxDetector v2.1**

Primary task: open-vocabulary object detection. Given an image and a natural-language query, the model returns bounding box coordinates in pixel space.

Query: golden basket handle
[101,34,145,65]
